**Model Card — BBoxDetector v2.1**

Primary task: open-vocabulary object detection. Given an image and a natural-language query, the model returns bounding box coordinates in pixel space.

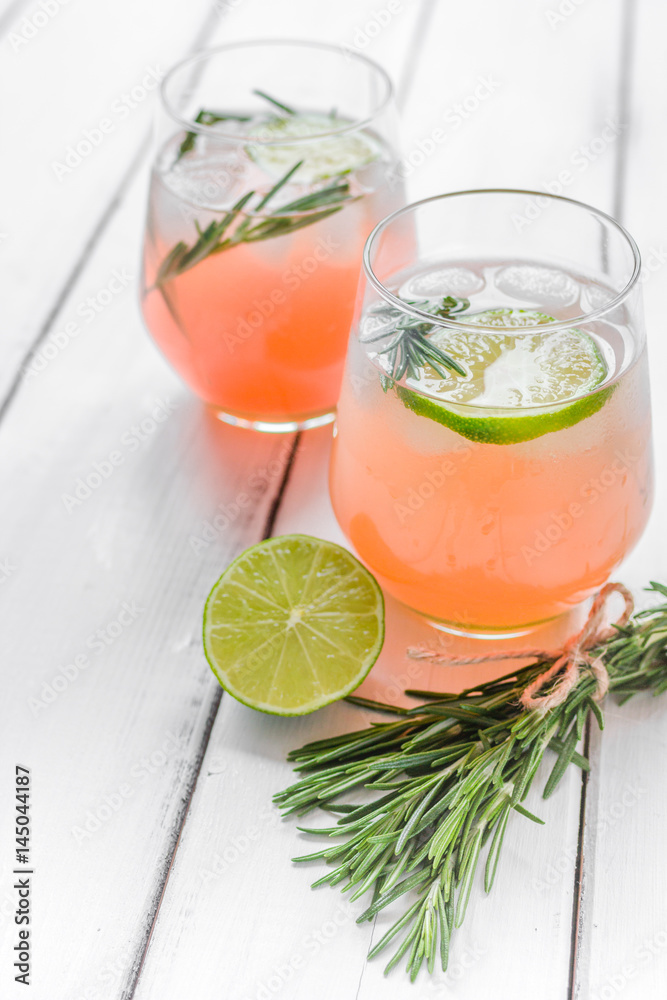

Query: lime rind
[396,383,614,445]
[202,534,385,716]
[392,307,612,445]
[246,113,380,184]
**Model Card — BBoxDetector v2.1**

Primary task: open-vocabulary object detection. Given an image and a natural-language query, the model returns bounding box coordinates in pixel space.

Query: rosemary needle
[251,89,296,115]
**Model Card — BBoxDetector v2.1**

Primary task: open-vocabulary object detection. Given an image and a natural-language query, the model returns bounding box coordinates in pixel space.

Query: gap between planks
[394,0,438,110]
[0,0,31,37]
[121,432,301,1000]
[0,137,149,426]
[568,0,639,995]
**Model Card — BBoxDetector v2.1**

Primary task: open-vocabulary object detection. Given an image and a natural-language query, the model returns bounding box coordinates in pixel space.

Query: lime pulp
[202,535,385,716]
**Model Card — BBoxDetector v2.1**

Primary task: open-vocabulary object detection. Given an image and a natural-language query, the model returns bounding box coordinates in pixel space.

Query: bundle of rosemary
[275,582,667,981]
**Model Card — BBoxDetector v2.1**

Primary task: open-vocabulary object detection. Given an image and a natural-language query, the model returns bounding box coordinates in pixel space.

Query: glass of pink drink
[330,190,653,635]
[140,40,403,432]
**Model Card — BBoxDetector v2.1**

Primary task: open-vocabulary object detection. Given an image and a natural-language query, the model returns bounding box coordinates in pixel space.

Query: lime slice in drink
[203,534,384,715]
[397,309,612,445]
[247,113,380,183]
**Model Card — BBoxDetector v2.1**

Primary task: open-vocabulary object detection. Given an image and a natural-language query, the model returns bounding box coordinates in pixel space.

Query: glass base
[403,602,586,643]
[425,618,545,641]
[212,407,335,433]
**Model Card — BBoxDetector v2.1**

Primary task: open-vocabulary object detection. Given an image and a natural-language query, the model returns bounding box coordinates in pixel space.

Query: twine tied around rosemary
[407,582,635,712]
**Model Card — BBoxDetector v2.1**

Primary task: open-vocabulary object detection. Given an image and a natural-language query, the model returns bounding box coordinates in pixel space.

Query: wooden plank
[398,0,625,208]
[572,1,667,996]
[0,0,215,404]
[133,2,629,998]
[0,161,299,1000]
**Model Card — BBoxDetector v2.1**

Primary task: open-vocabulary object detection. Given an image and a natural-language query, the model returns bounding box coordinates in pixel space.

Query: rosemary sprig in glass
[156,88,357,288]
[361,297,469,382]
[154,160,356,288]
[275,583,667,981]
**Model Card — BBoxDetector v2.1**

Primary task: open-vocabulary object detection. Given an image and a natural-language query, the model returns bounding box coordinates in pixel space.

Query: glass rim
[160,39,394,145]
[362,188,642,333]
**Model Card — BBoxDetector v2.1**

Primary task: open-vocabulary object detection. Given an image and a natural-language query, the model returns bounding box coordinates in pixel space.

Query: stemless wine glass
[140,40,403,432]
[330,190,654,636]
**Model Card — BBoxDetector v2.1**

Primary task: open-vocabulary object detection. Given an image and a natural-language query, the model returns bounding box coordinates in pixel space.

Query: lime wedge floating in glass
[203,534,384,715]
[397,308,612,445]
[247,113,380,183]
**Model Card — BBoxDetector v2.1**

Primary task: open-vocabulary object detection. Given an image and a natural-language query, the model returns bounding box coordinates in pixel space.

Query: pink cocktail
[330,191,653,634]
[141,41,403,432]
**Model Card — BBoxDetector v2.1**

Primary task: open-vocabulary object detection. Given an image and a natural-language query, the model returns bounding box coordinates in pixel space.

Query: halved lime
[397,308,612,445]
[203,535,384,715]
[247,113,380,183]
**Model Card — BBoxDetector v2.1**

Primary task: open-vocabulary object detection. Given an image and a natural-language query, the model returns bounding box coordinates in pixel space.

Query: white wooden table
[1,1,666,997]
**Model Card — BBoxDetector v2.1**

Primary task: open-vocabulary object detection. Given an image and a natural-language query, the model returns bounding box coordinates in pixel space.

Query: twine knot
[406,582,634,713]
[519,582,633,710]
